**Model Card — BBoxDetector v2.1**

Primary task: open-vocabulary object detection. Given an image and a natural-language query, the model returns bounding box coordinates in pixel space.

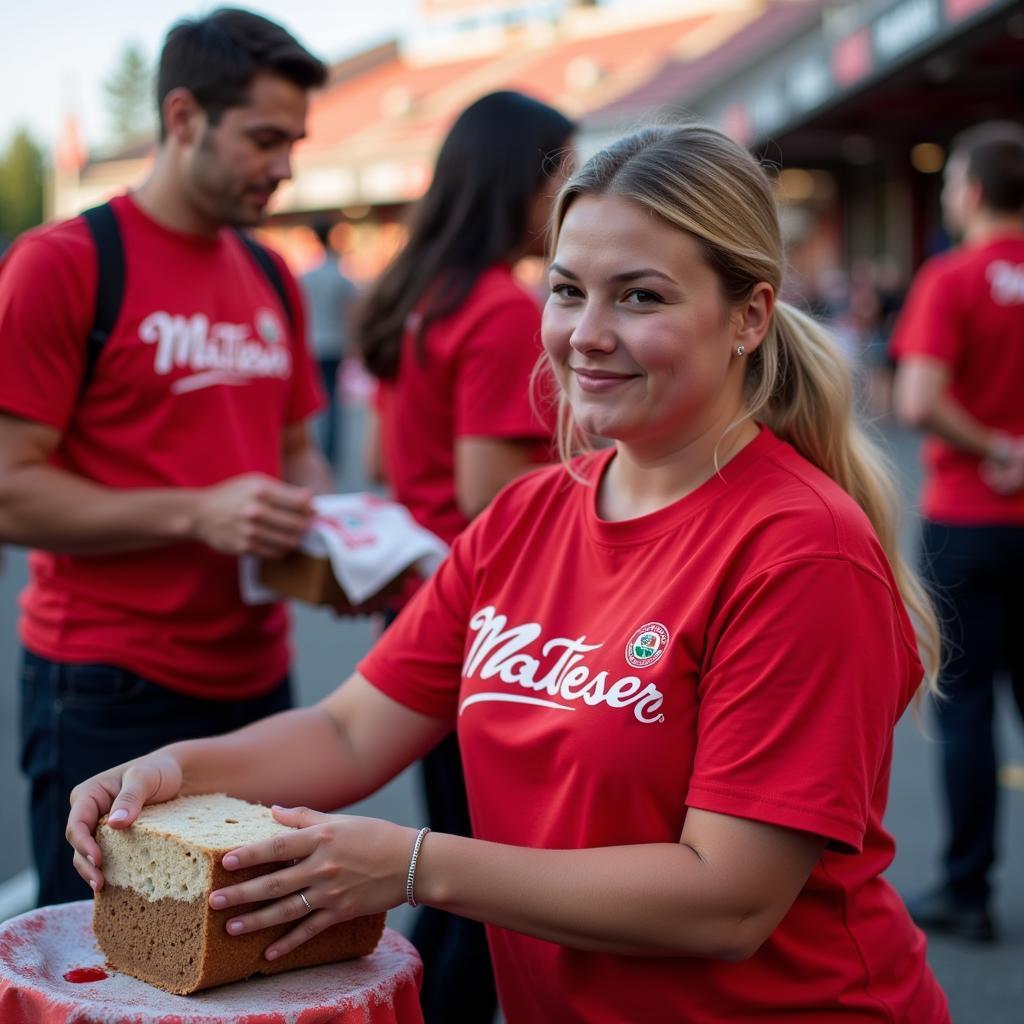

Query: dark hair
[356,91,575,379]
[951,121,1024,215]
[311,217,336,250]
[157,8,327,139]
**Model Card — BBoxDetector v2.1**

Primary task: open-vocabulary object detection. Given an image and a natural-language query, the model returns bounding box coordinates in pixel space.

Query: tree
[103,42,154,149]
[0,128,45,245]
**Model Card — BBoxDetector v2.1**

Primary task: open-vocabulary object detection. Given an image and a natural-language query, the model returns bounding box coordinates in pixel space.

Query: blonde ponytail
[546,123,940,695]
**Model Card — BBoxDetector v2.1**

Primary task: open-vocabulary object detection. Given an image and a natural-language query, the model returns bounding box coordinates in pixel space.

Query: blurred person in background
[862,258,907,418]
[0,8,330,906]
[891,121,1024,942]
[355,90,576,1024]
[299,218,360,469]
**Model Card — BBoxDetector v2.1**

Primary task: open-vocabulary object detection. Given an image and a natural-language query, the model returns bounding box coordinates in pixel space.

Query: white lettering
[987,260,1024,306]
[138,310,292,386]
[461,606,666,724]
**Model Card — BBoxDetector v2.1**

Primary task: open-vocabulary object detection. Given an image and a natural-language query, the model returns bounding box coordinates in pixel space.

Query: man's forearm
[0,462,198,554]
[283,444,333,495]
[895,362,1001,458]
[918,393,1000,459]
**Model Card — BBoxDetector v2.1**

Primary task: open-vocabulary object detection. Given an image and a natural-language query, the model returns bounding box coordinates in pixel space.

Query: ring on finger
[298,890,313,915]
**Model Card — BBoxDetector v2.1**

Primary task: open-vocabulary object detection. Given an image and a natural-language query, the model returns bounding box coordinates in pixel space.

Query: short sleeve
[357,519,482,721]
[455,295,549,440]
[687,556,920,853]
[0,228,95,430]
[888,259,963,365]
[274,251,325,425]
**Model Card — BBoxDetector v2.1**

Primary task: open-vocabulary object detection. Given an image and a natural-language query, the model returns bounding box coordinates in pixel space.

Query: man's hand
[980,434,1024,495]
[194,474,314,558]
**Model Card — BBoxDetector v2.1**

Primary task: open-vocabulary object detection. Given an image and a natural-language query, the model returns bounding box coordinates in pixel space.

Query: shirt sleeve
[0,228,95,430]
[888,258,963,365]
[357,518,482,721]
[687,555,920,853]
[273,251,325,425]
[455,295,550,440]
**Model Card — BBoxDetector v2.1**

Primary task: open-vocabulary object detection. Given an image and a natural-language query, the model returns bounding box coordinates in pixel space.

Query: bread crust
[92,798,386,994]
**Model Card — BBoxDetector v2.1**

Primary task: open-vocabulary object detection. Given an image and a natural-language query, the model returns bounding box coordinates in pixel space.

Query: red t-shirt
[359,428,949,1023]
[0,194,323,698]
[374,264,553,546]
[890,234,1024,524]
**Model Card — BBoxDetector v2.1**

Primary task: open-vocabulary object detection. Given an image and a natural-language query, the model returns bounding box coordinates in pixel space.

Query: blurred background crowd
[6,0,1021,423]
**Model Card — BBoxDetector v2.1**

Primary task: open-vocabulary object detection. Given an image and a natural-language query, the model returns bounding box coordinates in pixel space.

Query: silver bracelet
[405,826,431,908]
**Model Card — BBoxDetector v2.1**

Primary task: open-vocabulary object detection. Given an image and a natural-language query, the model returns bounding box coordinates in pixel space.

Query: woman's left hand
[209,806,416,961]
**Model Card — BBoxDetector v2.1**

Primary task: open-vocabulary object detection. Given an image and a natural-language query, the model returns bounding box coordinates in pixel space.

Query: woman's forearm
[415,834,769,960]
[168,706,371,812]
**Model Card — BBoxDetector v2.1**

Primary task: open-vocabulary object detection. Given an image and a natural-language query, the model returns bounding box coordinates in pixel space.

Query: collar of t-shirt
[584,426,776,547]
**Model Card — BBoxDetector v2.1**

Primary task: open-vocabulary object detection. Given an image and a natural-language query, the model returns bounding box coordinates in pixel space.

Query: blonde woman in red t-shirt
[68,124,950,1022]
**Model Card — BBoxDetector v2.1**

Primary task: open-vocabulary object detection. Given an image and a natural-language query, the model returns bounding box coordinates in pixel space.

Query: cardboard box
[256,552,408,607]
[257,551,348,605]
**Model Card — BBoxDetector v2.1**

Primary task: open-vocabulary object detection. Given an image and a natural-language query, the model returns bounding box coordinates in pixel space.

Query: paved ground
[1,407,1022,1021]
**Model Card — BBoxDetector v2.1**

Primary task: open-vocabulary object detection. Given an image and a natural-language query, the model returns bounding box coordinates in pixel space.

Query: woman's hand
[66,751,184,891]
[209,806,416,961]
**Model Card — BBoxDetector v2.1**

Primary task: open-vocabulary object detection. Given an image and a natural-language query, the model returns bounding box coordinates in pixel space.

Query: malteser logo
[256,307,283,344]
[987,260,1024,306]
[625,622,669,669]
[138,309,292,394]
[458,606,666,724]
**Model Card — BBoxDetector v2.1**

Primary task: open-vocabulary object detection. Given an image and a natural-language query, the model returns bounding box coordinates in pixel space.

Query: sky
[0,0,418,153]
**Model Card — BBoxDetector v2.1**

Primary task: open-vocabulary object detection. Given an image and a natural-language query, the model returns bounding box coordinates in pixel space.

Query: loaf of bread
[93,794,386,995]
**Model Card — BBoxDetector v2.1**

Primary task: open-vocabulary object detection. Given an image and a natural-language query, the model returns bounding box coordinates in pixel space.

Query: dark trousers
[921,522,1024,907]
[412,732,498,1024]
[317,356,343,466]
[18,648,292,907]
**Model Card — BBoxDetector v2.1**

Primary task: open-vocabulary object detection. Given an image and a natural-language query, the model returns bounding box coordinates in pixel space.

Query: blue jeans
[921,522,1024,906]
[18,649,292,907]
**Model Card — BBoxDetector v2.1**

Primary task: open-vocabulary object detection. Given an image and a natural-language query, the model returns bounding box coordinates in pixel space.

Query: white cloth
[241,493,448,605]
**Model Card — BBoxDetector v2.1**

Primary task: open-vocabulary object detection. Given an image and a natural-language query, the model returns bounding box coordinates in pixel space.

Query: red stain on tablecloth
[63,966,109,983]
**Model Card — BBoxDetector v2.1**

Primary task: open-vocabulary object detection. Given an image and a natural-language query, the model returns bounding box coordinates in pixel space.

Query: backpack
[79,201,297,391]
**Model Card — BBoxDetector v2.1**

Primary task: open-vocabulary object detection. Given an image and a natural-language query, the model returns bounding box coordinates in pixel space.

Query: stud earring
[735,345,746,356]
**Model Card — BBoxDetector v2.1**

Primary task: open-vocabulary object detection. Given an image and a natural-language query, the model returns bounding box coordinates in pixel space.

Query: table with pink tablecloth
[0,900,424,1024]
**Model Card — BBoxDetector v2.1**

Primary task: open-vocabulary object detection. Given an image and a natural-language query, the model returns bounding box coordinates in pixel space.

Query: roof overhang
[693,0,1020,146]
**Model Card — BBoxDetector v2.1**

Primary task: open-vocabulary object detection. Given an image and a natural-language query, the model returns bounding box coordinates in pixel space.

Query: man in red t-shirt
[891,121,1024,942]
[0,11,331,906]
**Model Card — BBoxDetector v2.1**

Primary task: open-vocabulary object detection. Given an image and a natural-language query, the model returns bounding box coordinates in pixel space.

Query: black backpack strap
[234,229,297,335]
[80,202,125,393]
[76,217,294,393]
